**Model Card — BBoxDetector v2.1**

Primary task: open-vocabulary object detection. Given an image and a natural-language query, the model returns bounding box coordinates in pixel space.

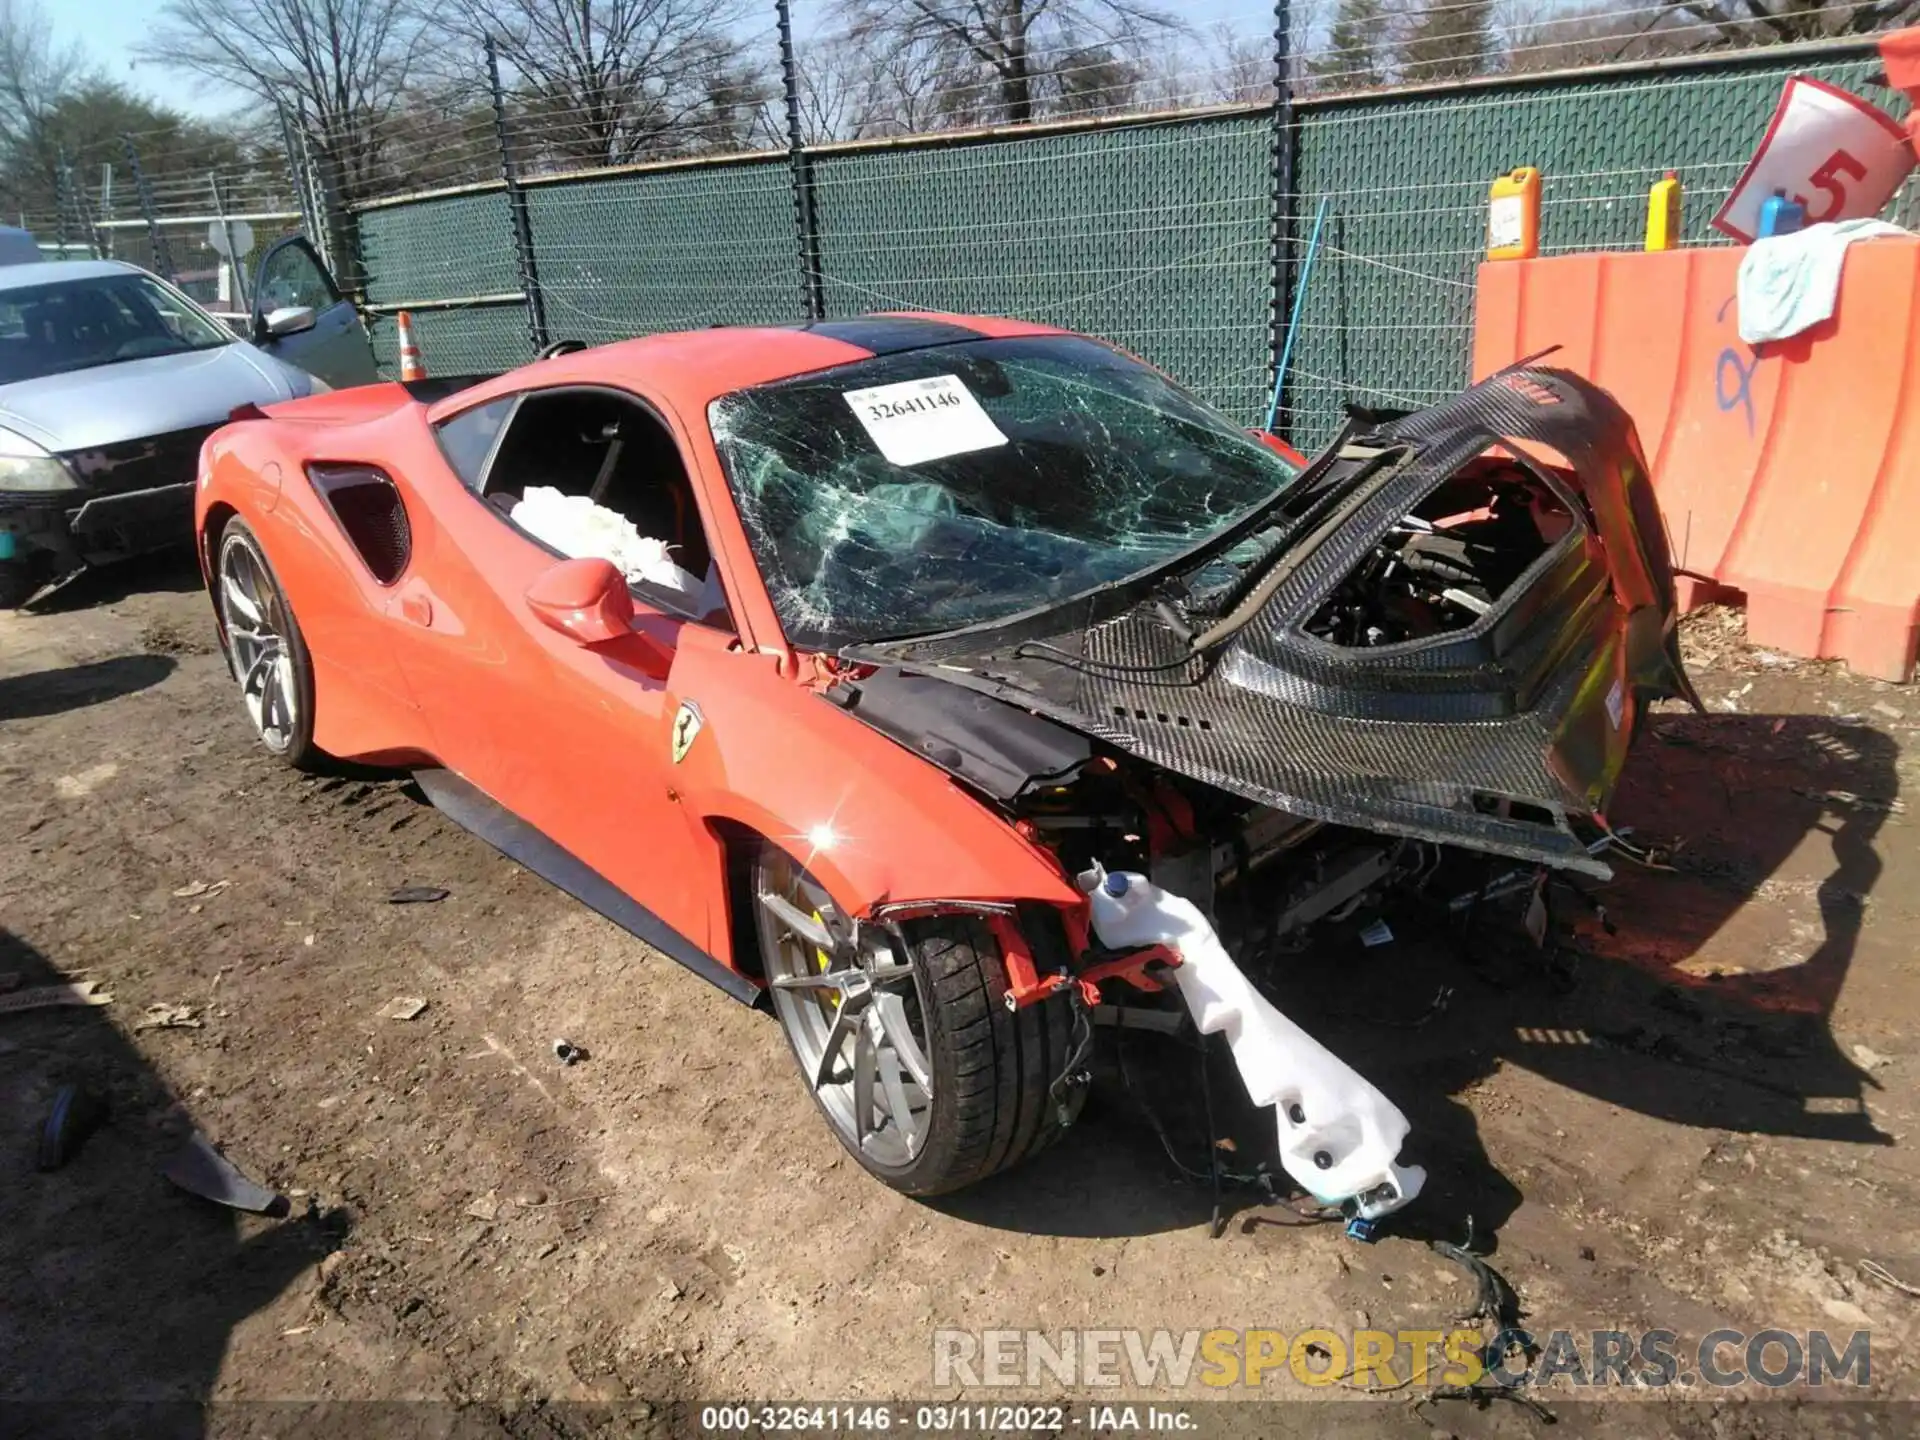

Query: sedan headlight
[0,428,76,492]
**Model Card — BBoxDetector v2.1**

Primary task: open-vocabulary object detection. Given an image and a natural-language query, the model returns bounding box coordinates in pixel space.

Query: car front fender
[666,636,1082,921]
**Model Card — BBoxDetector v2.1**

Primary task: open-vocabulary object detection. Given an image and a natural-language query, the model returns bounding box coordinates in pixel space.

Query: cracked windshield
[709,336,1300,648]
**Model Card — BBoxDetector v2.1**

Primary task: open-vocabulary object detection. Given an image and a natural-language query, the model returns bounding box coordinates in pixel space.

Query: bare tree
[836,0,1182,125]
[1128,21,1270,110]
[1498,0,1698,71]
[0,0,89,218]
[1662,0,1920,44]
[1197,22,1276,105]
[140,0,427,202]
[1044,36,1143,115]
[443,0,771,168]
[1311,0,1393,90]
[1400,0,1494,81]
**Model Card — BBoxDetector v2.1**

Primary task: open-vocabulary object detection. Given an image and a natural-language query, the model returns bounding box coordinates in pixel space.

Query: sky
[47,0,242,116]
[47,0,1341,123]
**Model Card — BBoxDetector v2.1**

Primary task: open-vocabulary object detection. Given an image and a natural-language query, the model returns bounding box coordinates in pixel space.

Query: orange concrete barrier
[1473,241,1920,681]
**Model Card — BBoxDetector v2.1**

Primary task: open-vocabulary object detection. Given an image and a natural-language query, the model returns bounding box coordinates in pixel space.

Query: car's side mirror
[262,305,316,338]
[525,557,633,645]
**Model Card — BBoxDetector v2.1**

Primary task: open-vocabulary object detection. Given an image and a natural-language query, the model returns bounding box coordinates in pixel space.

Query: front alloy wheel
[752,843,1082,1196]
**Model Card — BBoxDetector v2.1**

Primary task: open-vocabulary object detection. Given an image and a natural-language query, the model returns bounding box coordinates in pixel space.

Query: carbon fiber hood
[844,367,1698,877]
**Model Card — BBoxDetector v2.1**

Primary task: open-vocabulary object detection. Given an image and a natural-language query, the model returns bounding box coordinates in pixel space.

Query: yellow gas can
[1645,170,1683,252]
[1487,166,1541,262]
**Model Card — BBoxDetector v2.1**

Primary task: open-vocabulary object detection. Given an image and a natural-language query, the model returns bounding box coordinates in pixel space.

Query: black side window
[433,397,515,492]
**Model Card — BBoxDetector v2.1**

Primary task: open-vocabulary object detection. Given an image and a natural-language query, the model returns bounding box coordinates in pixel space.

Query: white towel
[1736,219,1908,345]
[509,486,704,598]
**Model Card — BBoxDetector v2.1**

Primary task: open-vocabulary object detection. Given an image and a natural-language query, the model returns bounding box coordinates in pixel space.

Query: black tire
[753,844,1083,1196]
[215,518,324,771]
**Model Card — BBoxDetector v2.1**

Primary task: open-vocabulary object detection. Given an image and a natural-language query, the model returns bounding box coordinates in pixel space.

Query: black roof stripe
[793,315,986,355]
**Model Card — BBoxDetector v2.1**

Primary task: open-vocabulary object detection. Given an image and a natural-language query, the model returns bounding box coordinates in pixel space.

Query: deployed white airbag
[1082,864,1425,1221]
[509,485,703,598]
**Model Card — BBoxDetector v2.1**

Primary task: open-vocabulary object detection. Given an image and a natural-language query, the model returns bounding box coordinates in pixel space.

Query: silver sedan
[0,240,377,606]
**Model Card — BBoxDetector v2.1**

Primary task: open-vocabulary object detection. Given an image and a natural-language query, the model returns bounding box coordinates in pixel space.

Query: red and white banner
[1712,75,1914,243]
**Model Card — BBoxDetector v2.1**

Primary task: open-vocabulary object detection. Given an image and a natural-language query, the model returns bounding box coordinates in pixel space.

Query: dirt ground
[3,553,1919,1439]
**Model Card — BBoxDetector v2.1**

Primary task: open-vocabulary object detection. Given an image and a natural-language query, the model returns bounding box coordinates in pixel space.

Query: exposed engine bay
[1304,458,1575,648]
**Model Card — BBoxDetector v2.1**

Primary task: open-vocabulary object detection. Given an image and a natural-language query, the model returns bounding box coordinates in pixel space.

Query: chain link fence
[349,34,1909,448]
[34,28,1914,456]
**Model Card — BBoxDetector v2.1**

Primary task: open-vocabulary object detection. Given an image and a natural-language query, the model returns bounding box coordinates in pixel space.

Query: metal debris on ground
[162,1132,290,1217]
[388,885,449,905]
[553,1038,587,1066]
[36,1084,108,1171]
[0,980,112,1015]
[380,996,429,1021]
[1357,919,1394,947]
[133,1003,202,1032]
[171,880,230,899]
[1794,787,1905,815]
[1861,1259,1920,1298]
[1430,1231,1522,1328]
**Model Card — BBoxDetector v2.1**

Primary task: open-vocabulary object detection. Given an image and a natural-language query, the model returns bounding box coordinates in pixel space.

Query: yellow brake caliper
[812,908,839,1009]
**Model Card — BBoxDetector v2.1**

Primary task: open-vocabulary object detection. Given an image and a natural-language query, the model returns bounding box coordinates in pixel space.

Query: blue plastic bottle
[1758,188,1806,238]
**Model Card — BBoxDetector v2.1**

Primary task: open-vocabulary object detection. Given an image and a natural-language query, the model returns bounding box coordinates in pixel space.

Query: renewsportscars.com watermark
[934,1326,1871,1392]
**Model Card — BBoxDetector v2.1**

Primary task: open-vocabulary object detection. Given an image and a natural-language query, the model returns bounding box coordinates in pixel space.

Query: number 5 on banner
[1798,148,1870,222]
[1712,76,1913,243]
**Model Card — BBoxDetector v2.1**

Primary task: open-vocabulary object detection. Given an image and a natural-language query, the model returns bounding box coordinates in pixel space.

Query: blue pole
[1265,195,1330,436]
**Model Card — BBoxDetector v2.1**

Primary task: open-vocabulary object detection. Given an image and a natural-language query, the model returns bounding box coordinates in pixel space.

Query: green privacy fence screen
[809,116,1276,429]
[1286,47,1905,446]
[349,41,1905,451]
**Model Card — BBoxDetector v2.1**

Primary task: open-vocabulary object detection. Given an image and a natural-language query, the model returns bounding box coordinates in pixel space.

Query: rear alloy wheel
[752,843,1081,1196]
[217,519,320,769]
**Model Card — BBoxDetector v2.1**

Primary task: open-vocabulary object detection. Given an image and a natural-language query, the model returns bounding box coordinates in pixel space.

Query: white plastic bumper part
[1082,864,1425,1221]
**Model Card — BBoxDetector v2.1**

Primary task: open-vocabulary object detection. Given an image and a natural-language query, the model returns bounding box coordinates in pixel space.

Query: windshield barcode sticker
[843,374,1008,467]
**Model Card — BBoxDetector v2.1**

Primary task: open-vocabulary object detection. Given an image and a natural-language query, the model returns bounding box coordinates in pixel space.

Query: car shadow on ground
[0,928,346,1437]
[938,713,1899,1247]
[0,654,176,720]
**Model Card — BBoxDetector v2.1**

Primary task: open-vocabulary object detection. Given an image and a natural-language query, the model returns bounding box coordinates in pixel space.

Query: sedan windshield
[0,271,232,384]
[709,336,1299,648]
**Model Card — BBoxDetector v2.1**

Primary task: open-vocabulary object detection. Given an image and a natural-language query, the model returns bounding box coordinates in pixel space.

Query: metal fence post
[68,156,104,259]
[98,163,114,257]
[485,34,550,353]
[777,0,825,321]
[52,153,72,256]
[210,173,248,310]
[301,118,347,284]
[121,135,175,280]
[1267,0,1296,438]
[276,103,320,244]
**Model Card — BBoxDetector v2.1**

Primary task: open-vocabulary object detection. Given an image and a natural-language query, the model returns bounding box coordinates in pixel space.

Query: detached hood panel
[846,368,1697,877]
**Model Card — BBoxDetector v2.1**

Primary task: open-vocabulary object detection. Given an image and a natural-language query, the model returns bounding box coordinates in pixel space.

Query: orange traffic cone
[396,310,426,381]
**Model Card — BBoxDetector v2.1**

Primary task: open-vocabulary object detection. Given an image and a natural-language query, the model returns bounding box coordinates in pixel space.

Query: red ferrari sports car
[195,313,1694,1204]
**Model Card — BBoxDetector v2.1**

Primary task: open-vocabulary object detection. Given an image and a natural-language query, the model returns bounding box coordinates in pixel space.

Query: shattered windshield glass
[708,336,1300,648]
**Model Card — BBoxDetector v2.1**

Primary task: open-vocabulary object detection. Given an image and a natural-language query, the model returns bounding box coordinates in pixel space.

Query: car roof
[435,312,1071,423]
[0,259,144,291]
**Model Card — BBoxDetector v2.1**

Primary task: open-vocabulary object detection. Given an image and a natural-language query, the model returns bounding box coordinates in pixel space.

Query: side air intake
[309,465,411,584]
